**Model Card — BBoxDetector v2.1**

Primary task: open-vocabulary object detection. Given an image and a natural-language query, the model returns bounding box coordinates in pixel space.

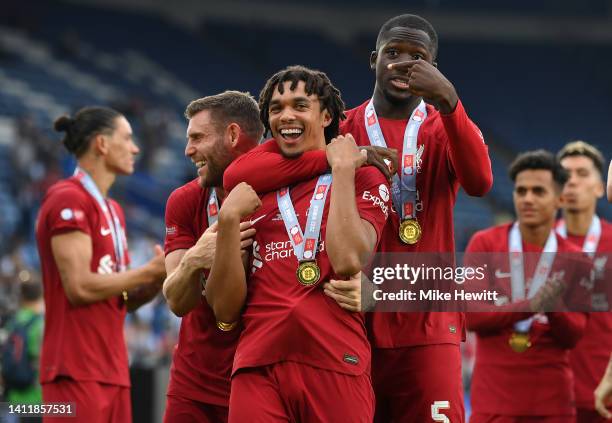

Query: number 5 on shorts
[431,400,450,422]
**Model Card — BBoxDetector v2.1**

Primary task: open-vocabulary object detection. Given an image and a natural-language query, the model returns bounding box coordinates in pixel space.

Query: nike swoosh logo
[495,269,511,279]
[250,214,267,225]
[101,227,112,236]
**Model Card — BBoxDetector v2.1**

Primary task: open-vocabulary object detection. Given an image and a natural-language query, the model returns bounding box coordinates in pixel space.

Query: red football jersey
[466,223,589,416]
[565,218,612,410]
[36,178,131,386]
[343,100,491,347]
[222,100,492,347]
[164,179,240,406]
[234,167,390,376]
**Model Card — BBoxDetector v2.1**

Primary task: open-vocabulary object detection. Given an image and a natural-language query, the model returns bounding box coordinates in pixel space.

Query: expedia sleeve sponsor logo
[362,190,389,217]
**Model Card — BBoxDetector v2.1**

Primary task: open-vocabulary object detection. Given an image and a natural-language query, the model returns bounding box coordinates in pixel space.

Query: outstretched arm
[51,232,165,306]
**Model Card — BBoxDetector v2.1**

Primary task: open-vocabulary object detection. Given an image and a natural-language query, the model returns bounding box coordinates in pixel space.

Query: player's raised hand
[388,60,458,114]
[326,133,366,171]
[323,273,362,312]
[220,182,261,220]
[360,146,398,181]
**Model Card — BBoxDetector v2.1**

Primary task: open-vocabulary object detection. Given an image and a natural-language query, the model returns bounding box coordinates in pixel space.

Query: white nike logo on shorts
[101,227,112,236]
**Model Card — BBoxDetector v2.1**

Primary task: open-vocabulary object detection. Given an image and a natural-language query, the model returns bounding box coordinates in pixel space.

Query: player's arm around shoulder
[51,231,165,306]
[206,182,261,324]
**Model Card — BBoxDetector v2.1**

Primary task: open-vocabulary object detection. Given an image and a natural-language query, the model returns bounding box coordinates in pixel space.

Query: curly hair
[509,149,569,190]
[258,65,346,143]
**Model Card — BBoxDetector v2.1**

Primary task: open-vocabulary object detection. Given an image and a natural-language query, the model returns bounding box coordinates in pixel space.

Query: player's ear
[595,179,605,199]
[322,109,332,128]
[369,51,377,71]
[93,133,109,156]
[226,123,241,148]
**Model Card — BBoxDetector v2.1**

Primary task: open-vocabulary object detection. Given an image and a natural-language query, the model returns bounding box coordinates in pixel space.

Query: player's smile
[278,126,304,144]
[194,159,207,176]
[389,76,410,90]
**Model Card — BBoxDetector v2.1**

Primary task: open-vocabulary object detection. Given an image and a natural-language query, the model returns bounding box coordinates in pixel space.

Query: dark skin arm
[388,59,492,196]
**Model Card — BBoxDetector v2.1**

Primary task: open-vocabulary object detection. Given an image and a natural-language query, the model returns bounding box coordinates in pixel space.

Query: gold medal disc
[399,219,422,244]
[216,321,237,332]
[508,332,531,353]
[297,261,321,286]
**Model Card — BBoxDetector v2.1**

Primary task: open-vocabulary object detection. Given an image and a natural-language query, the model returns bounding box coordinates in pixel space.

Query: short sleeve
[45,186,92,237]
[354,167,392,248]
[164,185,199,255]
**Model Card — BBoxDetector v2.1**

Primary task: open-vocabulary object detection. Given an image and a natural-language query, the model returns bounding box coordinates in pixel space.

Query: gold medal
[296,261,321,286]
[399,219,421,244]
[508,332,531,353]
[216,320,237,332]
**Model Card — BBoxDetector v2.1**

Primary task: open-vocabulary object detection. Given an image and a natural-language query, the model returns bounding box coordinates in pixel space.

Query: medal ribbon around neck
[74,167,127,272]
[509,222,558,333]
[556,215,601,257]
[207,189,220,226]
[364,99,427,220]
[276,174,332,264]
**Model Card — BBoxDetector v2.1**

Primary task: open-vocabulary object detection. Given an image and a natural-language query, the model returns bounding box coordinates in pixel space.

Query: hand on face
[387,60,458,114]
[219,182,262,220]
[326,134,366,171]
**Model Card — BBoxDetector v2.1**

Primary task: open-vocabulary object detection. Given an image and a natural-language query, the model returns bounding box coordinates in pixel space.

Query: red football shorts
[372,343,464,423]
[42,377,131,423]
[229,361,374,423]
[163,395,228,423]
[470,413,576,423]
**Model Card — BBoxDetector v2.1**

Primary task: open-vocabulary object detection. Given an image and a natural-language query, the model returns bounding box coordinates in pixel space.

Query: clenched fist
[219,182,262,220]
[326,134,366,171]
